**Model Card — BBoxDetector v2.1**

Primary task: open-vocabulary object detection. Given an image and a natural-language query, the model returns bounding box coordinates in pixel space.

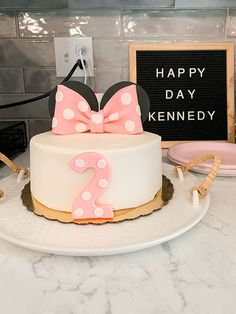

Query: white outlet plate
[54,37,94,77]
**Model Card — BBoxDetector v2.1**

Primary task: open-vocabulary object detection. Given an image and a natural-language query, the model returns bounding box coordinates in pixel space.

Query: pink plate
[168,142,236,175]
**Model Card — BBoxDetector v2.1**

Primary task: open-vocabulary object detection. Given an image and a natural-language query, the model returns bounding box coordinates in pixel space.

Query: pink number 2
[69,152,114,220]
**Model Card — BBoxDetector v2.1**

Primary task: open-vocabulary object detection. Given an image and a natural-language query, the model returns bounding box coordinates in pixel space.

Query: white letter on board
[198,111,205,120]
[156,68,164,78]
[188,111,195,120]
[176,90,184,99]
[166,90,173,99]
[177,112,185,120]
[178,68,185,77]
[188,89,195,99]
[208,111,215,120]
[198,68,205,77]
[158,112,165,121]
[148,112,156,121]
[189,68,197,77]
[167,68,175,78]
[167,112,175,121]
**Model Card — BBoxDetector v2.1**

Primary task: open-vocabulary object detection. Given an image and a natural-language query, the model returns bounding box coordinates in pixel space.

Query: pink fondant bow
[52,84,143,135]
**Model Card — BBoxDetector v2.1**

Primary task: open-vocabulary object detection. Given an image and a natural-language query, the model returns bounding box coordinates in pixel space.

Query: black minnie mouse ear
[48,81,98,118]
[100,81,150,123]
[136,85,150,123]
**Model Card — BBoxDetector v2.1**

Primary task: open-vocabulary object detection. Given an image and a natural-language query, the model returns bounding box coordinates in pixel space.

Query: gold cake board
[21,175,174,225]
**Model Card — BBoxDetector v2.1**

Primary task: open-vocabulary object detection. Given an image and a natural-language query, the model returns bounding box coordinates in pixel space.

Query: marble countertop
[0,150,236,314]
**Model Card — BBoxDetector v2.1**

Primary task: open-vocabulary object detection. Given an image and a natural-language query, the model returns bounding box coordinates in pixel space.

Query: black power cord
[0,60,82,110]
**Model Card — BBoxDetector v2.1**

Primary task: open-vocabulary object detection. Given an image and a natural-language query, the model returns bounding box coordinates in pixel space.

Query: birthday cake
[29,81,167,223]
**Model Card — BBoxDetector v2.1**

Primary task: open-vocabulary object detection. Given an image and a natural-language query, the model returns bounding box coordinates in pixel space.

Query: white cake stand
[0,163,210,256]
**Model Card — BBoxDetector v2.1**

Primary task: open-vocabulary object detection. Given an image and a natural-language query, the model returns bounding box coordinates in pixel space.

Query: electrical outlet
[54,37,94,77]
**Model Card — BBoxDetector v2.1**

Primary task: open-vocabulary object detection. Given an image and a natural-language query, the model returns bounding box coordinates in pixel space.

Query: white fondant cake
[30,131,162,212]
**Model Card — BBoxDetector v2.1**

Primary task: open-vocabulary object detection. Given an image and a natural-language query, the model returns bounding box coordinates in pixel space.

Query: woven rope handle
[174,152,221,198]
[0,152,29,199]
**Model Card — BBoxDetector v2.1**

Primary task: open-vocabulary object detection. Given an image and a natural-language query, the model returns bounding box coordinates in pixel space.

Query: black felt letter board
[136,50,228,142]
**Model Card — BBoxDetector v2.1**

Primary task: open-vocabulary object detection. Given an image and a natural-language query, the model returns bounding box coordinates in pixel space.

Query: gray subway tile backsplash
[23,67,61,93]
[0,11,16,38]
[21,67,122,94]
[0,2,235,138]
[23,67,94,93]
[122,67,129,81]
[93,38,173,69]
[0,68,24,94]
[94,67,122,92]
[0,39,55,66]
[28,119,51,138]
[93,39,128,68]
[18,11,121,38]
[123,10,226,38]
[227,10,236,37]
[69,0,174,9]
[175,0,236,8]
[0,0,68,9]
[0,94,50,119]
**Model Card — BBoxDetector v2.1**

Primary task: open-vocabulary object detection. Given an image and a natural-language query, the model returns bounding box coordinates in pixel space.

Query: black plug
[77,59,87,70]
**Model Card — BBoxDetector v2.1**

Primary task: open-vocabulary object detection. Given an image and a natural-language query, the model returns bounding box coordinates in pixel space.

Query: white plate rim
[0,206,209,256]
[0,163,210,256]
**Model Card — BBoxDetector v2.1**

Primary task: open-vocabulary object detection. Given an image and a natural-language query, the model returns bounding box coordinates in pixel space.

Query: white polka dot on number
[109,112,119,121]
[81,191,91,201]
[75,122,87,133]
[55,91,63,102]
[125,120,135,132]
[75,158,85,168]
[94,208,104,217]
[98,178,108,188]
[74,208,84,218]
[63,108,75,120]
[77,100,89,113]
[121,92,132,105]
[97,159,107,169]
[52,117,57,128]
[136,105,141,116]
[91,113,103,124]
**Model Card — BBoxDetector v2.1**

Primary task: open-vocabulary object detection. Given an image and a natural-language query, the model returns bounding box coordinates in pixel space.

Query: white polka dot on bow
[55,91,63,102]
[75,122,87,133]
[63,108,75,120]
[52,117,58,128]
[125,120,135,132]
[77,100,89,113]
[109,112,119,121]
[136,105,141,116]
[121,92,132,105]
[91,113,103,124]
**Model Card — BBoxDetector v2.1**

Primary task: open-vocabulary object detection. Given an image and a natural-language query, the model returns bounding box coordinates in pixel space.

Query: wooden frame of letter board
[129,43,235,148]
